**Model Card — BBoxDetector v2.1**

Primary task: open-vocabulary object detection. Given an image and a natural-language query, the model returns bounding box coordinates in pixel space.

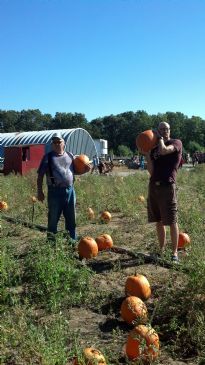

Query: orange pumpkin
[125,274,151,301]
[78,236,98,259]
[0,201,8,211]
[88,207,95,219]
[95,234,113,251]
[178,232,191,249]
[73,347,106,365]
[136,130,158,153]
[121,296,148,325]
[73,154,91,174]
[101,211,112,222]
[125,324,160,361]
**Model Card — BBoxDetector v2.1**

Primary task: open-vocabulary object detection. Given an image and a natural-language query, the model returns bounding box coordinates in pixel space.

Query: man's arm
[145,152,153,176]
[158,138,176,155]
[37,174,45,202]
[137,146,153,176]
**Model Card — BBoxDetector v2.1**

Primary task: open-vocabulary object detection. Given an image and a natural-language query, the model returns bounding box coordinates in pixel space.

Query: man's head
[158,122,170,141]
[51,132,65,153]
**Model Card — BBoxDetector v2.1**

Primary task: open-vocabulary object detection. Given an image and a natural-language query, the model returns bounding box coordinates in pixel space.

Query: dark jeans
[47,185,76,240]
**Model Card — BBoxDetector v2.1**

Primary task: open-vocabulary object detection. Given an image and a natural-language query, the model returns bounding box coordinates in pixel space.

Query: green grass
[0,165,205,364]
[23,236,92,312]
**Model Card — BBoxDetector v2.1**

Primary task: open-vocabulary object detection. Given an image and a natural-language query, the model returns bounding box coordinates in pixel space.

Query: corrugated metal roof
[0,128,97,159]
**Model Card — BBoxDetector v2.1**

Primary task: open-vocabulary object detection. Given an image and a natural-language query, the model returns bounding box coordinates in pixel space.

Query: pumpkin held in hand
[73,154,91,174]
[178,232,191,249]
[125,324,160,361]
[125,274,151,301]
[78,236,98,259]
[136,130,158,153]
[74,347,106,365]
[121,296,148,325]
[95,234,113,251]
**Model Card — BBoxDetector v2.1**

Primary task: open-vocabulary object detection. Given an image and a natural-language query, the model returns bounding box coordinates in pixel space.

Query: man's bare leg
[156,221,166,252]
[170,222,179,257]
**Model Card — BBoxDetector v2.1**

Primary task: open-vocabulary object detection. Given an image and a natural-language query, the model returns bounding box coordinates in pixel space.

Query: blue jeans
[47,185,76,240]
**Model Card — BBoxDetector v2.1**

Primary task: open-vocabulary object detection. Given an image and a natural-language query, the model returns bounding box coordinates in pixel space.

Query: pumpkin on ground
[95,234,113,251]
[125,324,160,361]
[136,130,158,153]
[73,347,106,365]
[121,296,148,325]
[138,195,145,203]
[178,232,191,249]
[88,207,95,219]
[0,201,8,211]
[101,211,112,222]
[78,237,98,259]
[125,274,151,301]
[73,154,91,174]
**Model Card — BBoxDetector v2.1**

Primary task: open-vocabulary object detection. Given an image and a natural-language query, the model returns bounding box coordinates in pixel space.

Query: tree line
[1,109,205,155]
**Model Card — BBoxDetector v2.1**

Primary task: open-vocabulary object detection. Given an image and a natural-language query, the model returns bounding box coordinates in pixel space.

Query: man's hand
[137,146,146,155]
[37,190,45,202]
[85,163,91,173]
[152,128,163,140]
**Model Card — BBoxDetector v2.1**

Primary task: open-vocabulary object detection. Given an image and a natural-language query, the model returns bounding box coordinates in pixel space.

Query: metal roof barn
[0,128,97,159]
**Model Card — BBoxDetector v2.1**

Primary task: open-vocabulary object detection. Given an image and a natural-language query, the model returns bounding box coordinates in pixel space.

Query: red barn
[4,144,45,175]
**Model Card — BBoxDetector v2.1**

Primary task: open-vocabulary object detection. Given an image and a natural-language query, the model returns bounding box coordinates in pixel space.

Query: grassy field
[0,165,205,365]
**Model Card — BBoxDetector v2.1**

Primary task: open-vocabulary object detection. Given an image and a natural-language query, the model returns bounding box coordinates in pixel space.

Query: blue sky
[0,0,205,121]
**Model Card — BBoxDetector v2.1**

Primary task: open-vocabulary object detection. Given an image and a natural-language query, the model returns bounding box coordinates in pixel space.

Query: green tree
[0,110,19,132]
[18,109,48,131]
[187,141,204,154]
[117,145,133,157]
[52,112,88,130]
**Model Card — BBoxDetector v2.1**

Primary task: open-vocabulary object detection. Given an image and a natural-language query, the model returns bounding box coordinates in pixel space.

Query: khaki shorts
[147,182,178,225]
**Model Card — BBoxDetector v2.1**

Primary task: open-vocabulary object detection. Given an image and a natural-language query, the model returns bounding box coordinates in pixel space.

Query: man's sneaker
[171,255,179,263]
[68,238,78,247]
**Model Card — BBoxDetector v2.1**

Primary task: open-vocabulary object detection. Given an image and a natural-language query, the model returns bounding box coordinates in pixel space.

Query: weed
[23,236,92,312]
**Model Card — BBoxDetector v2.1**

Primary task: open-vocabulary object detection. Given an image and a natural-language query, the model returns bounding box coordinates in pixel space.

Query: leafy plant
[23,236,92,312]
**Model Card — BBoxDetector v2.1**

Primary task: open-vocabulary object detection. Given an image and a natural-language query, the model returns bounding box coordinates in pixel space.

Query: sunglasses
[159,128,170,132]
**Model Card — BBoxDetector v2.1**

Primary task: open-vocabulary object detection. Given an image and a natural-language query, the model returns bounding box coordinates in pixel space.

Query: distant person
[142,122,182,262]
[98,159,106,174]
[186,153,190,164]
[37,132,90,242]
[91,155,99,174]
[133,155,140,168]
[139,155,145,169]
[192,153,198,167]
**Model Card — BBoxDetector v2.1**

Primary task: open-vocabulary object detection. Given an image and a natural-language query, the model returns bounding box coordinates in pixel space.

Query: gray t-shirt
[38,151,74,187]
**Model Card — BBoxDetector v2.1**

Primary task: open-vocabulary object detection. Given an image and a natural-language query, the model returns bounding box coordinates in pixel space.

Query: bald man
[146,122,182,262]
